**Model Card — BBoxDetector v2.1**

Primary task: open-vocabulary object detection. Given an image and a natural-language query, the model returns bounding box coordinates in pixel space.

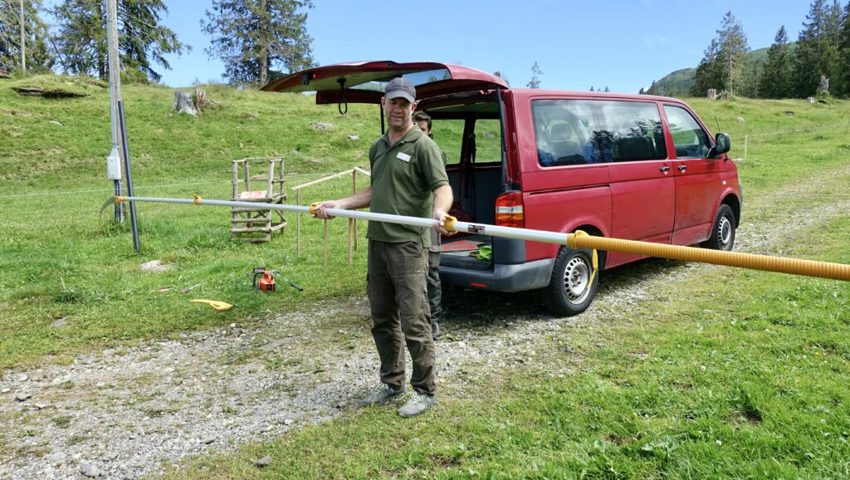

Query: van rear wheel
[546,246,599,316]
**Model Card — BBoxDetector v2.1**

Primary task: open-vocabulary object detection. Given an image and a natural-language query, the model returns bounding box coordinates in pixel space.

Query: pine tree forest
[681,1,850,98]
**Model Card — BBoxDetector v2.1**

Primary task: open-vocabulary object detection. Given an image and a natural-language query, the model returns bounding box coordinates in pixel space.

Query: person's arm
[431,184,454,235]
[315,187,372,219]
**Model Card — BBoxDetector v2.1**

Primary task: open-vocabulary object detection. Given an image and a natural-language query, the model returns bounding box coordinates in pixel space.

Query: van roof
[506,88,684,104]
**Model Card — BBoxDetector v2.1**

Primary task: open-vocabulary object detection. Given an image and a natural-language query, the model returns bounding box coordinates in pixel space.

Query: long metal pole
[117,101,140,252]
[112,195,850,282]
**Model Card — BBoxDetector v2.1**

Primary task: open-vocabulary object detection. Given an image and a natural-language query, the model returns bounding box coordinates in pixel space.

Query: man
[413,111,445,341]
[315,77,452,417]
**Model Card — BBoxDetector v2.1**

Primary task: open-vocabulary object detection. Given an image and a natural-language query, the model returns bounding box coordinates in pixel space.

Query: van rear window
[532,99,667,166]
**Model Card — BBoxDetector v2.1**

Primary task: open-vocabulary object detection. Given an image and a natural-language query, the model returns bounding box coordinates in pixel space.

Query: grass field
[2,75,849,478]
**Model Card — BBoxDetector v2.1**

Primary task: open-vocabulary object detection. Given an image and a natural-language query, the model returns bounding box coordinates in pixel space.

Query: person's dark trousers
[426,250,442,326]
[367,239,436,396]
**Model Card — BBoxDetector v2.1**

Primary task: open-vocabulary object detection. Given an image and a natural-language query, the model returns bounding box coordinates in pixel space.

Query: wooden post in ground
[296,189,301,255]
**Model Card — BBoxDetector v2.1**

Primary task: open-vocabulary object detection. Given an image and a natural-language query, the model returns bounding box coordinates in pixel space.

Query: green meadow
[1,76,849,478]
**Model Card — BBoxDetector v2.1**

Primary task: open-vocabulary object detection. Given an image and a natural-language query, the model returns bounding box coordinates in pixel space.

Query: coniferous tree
[792,0,842,97]
[52,0,187,82]
[202,0,315,87]
[837,0,850,96]
[738,59,762,97]
[759,26,793,98]
[691,11,749,96]
[691,37,722,96]
[0,0,52,74]
[527,61,543,88]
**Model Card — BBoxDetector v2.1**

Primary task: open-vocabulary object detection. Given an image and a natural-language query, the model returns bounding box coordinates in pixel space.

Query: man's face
[382,97,416,131]
[415,120,430,135]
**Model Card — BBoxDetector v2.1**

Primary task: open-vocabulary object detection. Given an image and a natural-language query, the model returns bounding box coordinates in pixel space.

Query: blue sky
[159,0,812,93]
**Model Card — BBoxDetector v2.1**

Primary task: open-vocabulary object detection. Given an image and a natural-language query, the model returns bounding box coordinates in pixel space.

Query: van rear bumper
[440,259,555,292]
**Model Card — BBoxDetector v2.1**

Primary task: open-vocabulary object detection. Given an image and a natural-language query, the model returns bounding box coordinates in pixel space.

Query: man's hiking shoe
[431,320,440,341]
[360,383,404,406]
[398,393,437,417]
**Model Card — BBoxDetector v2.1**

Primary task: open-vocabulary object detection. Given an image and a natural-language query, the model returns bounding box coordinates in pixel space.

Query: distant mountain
[645,46,774,96]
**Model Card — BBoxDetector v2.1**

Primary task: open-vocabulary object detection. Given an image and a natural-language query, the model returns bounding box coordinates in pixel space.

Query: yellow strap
[574,230,599,286]
[114,196,125,204]
[309,202,320,216]
[192,194,202,205]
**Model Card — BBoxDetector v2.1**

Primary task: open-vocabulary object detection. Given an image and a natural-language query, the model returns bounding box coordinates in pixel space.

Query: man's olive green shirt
[368,127,449,248]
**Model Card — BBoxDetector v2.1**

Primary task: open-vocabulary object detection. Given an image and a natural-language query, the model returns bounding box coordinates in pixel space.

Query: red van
[264,61,742,316]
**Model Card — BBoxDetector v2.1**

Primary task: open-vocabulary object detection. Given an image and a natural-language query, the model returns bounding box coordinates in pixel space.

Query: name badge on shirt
[396,152,411,163]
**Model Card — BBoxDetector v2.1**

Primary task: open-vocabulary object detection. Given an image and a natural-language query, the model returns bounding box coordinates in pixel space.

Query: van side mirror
[709,132,731,158]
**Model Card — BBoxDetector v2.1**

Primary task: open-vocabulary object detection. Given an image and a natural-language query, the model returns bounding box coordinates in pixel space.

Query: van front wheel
[702,204,736,251]
[546,247,599,316]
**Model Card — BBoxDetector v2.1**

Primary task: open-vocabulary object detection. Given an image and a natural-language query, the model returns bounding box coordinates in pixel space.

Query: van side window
[664,105,711,159]
[598,101,666,162]
[532,100,594,166]
[532,100,666,167]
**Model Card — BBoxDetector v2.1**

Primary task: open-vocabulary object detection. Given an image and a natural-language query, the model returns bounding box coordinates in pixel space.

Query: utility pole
[106,0,124,222]
[106,0,140,252]
[19,0,25,73]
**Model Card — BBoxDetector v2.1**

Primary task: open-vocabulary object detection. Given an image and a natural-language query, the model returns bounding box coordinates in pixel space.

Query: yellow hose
[567,232,850,281]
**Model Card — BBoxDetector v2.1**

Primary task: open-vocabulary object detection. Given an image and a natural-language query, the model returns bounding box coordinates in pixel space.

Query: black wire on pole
[117,100,140,252]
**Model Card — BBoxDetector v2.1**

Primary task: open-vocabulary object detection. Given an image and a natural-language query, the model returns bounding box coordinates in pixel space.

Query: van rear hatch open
[263,61,518,286]
[262,60,507,104]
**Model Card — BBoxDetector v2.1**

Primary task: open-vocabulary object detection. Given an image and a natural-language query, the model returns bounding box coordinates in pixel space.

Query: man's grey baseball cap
[385,77,416,103]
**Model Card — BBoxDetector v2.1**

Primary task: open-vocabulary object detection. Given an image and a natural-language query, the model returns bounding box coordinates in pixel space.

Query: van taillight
[495,191,524,227]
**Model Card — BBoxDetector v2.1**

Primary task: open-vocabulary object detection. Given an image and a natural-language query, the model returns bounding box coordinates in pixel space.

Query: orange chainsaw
[252,267,303,292]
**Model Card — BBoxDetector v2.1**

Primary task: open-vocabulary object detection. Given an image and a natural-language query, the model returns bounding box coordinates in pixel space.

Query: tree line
[0,0,314,87]
[651,0,850,99]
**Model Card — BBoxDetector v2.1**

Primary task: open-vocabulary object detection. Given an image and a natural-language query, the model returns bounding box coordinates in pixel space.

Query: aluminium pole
[118,100,140,252]
[109,195,850,282]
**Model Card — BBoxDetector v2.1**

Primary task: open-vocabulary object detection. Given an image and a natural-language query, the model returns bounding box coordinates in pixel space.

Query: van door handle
[677,165,688,172]
[659,166,670,173]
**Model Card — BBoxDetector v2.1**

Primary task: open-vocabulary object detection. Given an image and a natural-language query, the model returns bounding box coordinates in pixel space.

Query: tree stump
[194,89,207,111]
[173,91,198,116]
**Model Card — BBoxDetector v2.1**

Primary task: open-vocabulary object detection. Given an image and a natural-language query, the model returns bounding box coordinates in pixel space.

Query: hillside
[646,45,772,96]
[0,75,380,190]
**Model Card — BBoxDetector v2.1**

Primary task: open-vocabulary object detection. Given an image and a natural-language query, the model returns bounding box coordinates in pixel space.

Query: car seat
[549,122,584,164]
